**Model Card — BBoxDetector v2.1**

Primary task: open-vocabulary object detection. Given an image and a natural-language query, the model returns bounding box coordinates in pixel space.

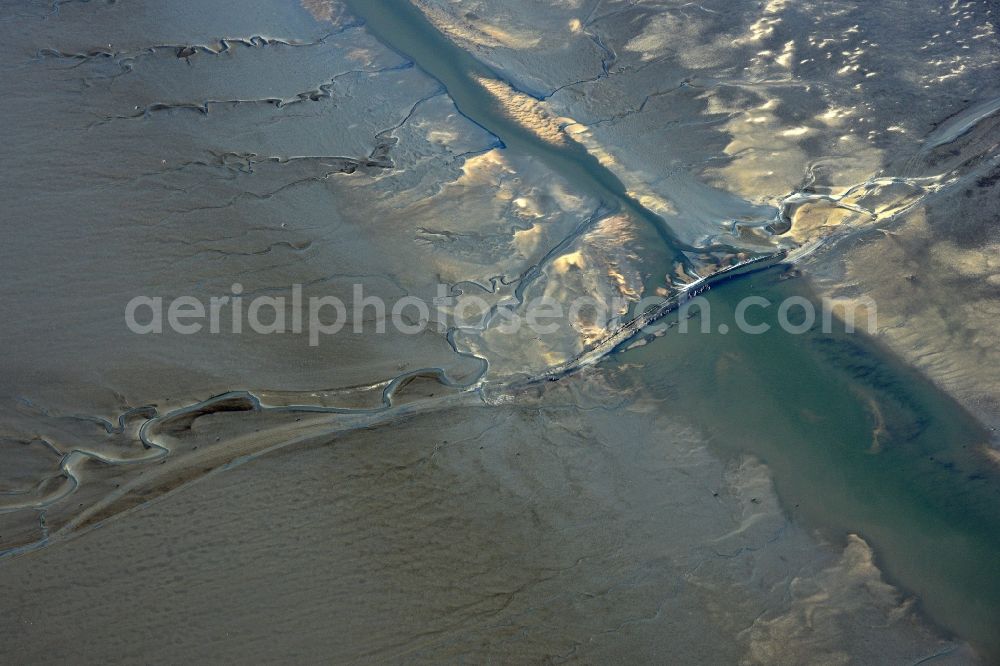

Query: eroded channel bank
[340,0,1000,658]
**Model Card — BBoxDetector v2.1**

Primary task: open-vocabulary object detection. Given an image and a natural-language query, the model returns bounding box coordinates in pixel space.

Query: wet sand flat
[2,0,1000,662]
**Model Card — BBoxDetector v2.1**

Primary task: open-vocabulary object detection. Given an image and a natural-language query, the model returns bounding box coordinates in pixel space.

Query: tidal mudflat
[1,0,999,662]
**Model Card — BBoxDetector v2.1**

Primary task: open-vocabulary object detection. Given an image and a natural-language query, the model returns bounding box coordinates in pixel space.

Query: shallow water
[331,3,1000,655]
[343,0,700,287]
[1,0,999,662]
[622,270,1000,659]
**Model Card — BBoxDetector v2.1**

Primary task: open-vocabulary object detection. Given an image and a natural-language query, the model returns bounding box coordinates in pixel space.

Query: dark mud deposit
[2,0,1000,662]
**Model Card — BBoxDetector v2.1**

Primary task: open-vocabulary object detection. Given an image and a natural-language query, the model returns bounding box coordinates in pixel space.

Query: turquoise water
[342,0,1000,657]
[619,271,1000,658]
